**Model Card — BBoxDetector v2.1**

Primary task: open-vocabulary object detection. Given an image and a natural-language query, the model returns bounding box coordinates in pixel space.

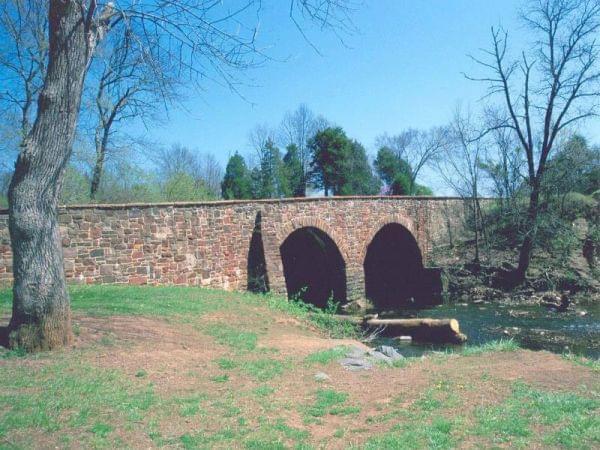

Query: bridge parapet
[0,196,478,303]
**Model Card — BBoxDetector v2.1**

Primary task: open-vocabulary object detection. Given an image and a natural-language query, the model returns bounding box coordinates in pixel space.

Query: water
[373,302,600,359]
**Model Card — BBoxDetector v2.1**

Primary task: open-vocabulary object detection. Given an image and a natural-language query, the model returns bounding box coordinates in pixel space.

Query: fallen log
[363,318,467,344]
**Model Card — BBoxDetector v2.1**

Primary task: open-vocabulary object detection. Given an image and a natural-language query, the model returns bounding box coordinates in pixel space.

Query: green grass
[304,346,348,365]
[205,324,258,353]
[562,353,600,372]
[474,382,599,448]
[240,359,287,382]
[303,389,360,420]
[459,339,520,356]
[0,285,598,449]
[362,416,457,450]
[0,358,155,446]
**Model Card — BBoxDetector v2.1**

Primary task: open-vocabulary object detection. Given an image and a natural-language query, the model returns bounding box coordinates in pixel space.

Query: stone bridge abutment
[0,196,472,308]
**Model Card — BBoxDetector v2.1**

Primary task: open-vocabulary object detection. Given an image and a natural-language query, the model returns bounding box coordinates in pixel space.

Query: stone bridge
[0,196,469,308]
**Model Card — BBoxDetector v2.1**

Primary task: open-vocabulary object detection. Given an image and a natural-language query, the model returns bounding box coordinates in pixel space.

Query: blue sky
[144,0,599,182]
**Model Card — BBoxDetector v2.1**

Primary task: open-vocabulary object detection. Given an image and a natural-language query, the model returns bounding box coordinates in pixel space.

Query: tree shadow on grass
[0,325,9,348]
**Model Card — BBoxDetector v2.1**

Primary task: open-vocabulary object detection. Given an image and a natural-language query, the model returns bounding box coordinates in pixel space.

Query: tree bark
[90,127,109,200]
[363,318,466,344]
[513,182,541,283]
[7,1,93,351]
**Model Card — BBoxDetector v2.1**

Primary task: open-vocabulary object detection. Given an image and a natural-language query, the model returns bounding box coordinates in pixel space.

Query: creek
[375,301,600,359]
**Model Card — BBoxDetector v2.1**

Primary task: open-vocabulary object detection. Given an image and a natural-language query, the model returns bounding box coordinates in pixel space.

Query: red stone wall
[0,197,471,298]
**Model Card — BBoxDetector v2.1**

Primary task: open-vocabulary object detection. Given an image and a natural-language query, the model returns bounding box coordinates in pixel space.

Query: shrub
[560,192,597,220]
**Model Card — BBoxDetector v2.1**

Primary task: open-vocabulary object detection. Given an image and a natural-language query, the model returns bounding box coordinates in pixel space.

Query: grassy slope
[0,285,597,449]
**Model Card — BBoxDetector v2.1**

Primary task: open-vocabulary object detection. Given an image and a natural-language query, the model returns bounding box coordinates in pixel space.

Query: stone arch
[358,214,422,262]
[278,220,347,308]
[362,218,426,310]
[277,217,350,263]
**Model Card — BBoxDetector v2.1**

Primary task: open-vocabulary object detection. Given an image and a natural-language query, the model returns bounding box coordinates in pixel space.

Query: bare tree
[197,153,223,198]
[433,108,486,263]
[249,124,276,162]
[0,0,48,147]
[279,104,328,195]
[468,0,600,283]
[87,28,174,200]
[153,143,221,197]
[480,109,526,208]
[4,0,357,351]
[376,127,446,194]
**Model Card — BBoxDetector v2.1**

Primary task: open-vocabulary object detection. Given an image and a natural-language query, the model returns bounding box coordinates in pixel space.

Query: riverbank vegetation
[0,285,598,448]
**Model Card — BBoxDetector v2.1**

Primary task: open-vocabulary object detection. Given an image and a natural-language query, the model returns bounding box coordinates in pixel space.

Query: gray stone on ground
[376,345,404,361]
[366,350,393,365]
[340,357,373,371]
[346,346,367,359]
[314,372,330,382]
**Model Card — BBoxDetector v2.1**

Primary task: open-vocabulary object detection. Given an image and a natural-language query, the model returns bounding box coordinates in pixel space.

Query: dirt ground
[71,313,598,448]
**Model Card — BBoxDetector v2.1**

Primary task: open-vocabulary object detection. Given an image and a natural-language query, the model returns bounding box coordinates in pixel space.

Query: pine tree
[221,153,252,199]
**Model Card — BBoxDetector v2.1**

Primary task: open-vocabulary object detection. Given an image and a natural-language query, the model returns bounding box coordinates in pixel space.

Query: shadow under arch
[280,226,347,308]
[247,212,269,293]
[364,223,428,310]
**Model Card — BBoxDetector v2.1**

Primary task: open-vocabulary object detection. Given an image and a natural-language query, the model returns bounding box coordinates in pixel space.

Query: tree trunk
[7,1,92,351]
[473,199,480,263]
[90,128,109,200]
[363,318,467,344]
[513,181,541,283]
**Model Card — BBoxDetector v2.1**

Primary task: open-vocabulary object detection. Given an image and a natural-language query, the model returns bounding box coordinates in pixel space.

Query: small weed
[1,347,27,359]
[460,339,520,356]
[253,385,275,397]
[562,353,600,371]
[91,422,113,438]
[241,359,287,382]
[262,294,360,338]
[99,334,116,346]
[206,325,257,353]
[135,369,147,378]
[303,389,359,419]
[216,357,238,370]
[304,346,347,365]
[210,374,230,383]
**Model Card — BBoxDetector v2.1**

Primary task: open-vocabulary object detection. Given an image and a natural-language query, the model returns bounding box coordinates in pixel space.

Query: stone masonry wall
[0,196,472,299]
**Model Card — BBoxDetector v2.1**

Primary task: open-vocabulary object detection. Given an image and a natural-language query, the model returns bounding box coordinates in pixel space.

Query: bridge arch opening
[280,226,346,308]
[364,223,424,310]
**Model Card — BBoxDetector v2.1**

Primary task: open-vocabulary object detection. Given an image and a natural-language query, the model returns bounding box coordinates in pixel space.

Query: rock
[346,346,367,359]
[340,357,373,371]
[375,345,404,361]
[340,299,369,314]
[314,372,330,382]
[367,350,393,365]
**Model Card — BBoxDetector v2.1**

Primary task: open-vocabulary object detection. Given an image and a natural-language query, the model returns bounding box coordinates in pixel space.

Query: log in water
[363,318,467,344]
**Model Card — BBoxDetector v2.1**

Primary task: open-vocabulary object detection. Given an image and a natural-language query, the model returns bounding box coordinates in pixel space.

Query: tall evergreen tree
[309,127,352,196]
[221,153,252,199]
[374,146,412,186]
[283,144,304,197]
[340,140,380,195]
[255,139,289,199]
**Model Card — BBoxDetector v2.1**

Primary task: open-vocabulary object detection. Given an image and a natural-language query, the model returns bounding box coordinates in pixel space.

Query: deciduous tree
[468,0,600,283]
[4,0,357,351]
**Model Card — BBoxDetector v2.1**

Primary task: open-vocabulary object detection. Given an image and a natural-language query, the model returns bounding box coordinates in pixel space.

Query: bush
[391,173,411,195]
[560,192,597,220]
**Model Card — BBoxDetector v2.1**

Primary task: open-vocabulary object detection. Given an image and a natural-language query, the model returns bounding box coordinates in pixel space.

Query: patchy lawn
[0,286,598,449]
